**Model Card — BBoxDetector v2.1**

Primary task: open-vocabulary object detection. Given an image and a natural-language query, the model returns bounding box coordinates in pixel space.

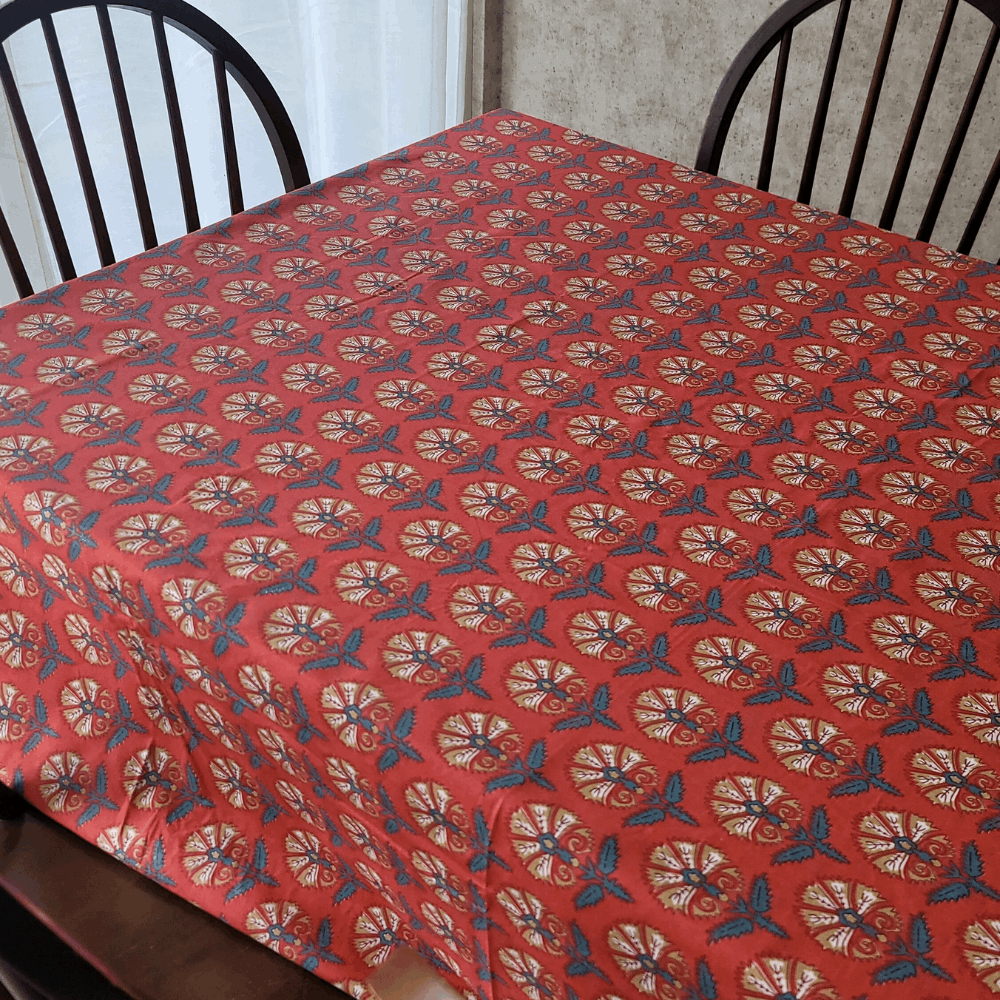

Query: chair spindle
[0,204,31,300]
[758,25,793,193]
[798,0,852,204]
[214,51,244,215]
[0,47,75,280]
[152,12,199,232]
[96,4,157,251]
[958,143,1000,257]
[839,0,902,217]
[918,22,999,244]
[41,12,114,268]
[880,0,958,231]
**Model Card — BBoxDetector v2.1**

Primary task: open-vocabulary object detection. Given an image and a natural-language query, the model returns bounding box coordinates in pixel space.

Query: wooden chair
[696,0,1000,257]
[0,0,310,299]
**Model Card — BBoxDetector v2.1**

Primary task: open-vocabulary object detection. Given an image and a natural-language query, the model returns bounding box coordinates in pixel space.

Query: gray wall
[500,0,1000,258]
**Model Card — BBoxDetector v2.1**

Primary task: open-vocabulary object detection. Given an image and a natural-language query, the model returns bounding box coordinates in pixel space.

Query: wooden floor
[0,801,351,1000]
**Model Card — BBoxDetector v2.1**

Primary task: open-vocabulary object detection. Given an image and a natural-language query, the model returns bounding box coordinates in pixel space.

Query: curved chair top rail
[695,0,1000,259]
[0,0,309,299]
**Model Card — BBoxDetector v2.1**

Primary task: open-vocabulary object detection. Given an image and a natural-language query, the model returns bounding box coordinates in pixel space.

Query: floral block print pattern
[2,109,1000,998]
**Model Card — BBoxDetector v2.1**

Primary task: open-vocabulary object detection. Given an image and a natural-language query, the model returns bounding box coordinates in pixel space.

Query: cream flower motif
[209,757,260,811]
[495,887,565,953]
[0,610,42,669]
[618,466,682,505]
[96,825,146,867]
[497,949,559,1000]
[812,418,875,453]
[690,635,770,690]
[353,906,411,968]
[290,497,361,541]
[753,371,813,404]
[964,918,1000,993]
[510,541,584,586]
[878,470,946,509]
[566,502,636,544]
[468,395,532,428]
[324,756,377,814]
[568,608,645,660]
[868,615,948,666]
[320,682,392,753]
[276,780,323,828]
[59,677,113,737]
[565,414,628,449]
[726,487,794,527]
[798,879,899,959]
[744,590,821,638]
[254,440,322,479]
[913,569,990,616]
[458,480,528,522]
[115,512,186,556]
[0,682,28,742]
[740,957,840,1000]
[709,774,801,843]
[436,711,521,771]
[137,686,186,737]
[381,630,460,685]
[768,716,855,779]
[607,923,688,999]
[405,781,469,852]
[161,577,223,639]
[514,446,582,483]
[509,802,592,885]
[956,692,1000,745]
[569,742,658,808]
[634,687,717,745]
[355,460,423,500]
[284,828,336,888]
[448,584,524,633]
[711,401,772,435]
[222,536,296,582]
[22,490,80,544]
[918,429,987,468]
[245,901,310,960]
[910,746,999,811]
[856,810,951,881]
[647,840,742,919]
[793,547,866,592]
[334,559,409,607]
[769,451,837,489]
[852,387,914,422]
[837,507,908,549]
[677,524,750,568]
[613,384,673,417]
[263,604,341,656]
[820,663,904,720]
[505,658,586,715]
[398,519,472,565]
[39,751,90,812]
[123,745,181,809]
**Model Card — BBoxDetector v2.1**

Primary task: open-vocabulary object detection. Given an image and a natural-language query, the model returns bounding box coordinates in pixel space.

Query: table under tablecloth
[2,108,1000,999]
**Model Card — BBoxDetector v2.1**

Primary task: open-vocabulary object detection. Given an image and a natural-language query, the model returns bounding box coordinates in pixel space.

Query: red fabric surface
[1,109,1000,1000]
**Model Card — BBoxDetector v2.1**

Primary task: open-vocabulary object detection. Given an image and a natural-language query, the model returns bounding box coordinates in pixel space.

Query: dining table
[2,106,1000,1000]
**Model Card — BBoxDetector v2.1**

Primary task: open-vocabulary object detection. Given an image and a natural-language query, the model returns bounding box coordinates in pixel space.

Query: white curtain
[0,0,469,303]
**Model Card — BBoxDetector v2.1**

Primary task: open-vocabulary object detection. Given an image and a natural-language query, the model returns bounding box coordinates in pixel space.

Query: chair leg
[0,784,26,822]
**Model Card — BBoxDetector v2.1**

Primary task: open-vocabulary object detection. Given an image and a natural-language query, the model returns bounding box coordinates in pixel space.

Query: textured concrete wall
[501,0,1000,258]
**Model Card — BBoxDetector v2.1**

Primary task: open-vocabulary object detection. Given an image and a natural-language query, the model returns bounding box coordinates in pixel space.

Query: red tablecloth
[2,108,1000,999]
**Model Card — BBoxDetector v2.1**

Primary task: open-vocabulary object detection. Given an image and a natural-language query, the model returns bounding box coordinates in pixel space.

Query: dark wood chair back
[0,0,310,299]
[696,0,1000,258]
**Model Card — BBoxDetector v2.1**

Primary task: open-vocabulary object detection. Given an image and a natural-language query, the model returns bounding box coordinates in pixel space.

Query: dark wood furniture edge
[0,799,351,1000]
